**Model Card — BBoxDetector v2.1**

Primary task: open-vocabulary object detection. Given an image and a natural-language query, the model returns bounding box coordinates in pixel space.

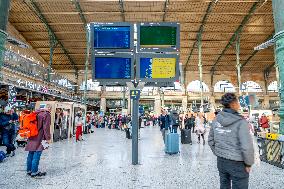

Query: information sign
[136,53,179,82]
[137,22,180,52]
[91,22,134,52]
[130,90,140,100]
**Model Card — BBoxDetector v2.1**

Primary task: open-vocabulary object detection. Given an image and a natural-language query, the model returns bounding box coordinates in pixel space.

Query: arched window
[268,81,278,92]
[241,81,262,93]
[187,80,209,93]
[80,80,101,91]
[214,80,236,93]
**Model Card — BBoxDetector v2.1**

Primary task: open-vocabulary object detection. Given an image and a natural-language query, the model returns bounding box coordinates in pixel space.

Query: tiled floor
[0,126,283,189]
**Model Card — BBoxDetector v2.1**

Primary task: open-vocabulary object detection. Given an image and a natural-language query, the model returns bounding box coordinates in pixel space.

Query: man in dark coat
[25,107,51,178]
[0,106,17,156]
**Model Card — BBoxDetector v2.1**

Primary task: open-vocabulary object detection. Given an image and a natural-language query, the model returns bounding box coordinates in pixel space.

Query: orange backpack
[19,111,39,138]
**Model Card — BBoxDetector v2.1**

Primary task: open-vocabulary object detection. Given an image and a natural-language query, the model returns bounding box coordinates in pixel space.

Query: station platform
[0,126,283,189]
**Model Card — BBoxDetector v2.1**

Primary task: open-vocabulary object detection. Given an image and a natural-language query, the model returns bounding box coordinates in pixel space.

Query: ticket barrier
[257,136,284,169]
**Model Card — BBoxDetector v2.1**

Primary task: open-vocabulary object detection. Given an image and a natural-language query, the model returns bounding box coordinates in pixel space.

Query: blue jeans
[27,151,42,175]
[2,129,16,154]
[172,126,178,133]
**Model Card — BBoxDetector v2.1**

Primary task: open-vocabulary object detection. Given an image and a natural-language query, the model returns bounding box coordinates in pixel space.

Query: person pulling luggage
[170,110,180,133]
[182,114,193,144]
[195,112,206,145]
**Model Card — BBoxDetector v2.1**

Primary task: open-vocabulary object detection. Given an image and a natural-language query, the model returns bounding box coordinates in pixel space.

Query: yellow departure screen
[152,58,176,78]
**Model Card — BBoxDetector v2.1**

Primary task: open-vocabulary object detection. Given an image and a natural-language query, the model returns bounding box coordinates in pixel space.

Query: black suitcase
[125,128,131,139]
[181,129,191,144]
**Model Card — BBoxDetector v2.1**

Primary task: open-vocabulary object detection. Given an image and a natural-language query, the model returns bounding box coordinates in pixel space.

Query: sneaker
[27,172,32,176]
[189,142,192,145]
[31,172,46,178]
[5,153,10,157]
[10,151,15,157]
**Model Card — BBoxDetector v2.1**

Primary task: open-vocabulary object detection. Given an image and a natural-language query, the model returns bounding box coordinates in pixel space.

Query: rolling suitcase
[125,128,131,139]
[165,132,179,154]
[181,129,191,144]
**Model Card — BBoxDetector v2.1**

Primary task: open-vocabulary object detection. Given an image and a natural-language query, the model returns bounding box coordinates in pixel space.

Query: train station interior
[0,0,284,188]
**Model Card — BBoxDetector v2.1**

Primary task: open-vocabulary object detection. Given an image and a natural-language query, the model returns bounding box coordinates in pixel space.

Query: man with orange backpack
[24,106,51,178]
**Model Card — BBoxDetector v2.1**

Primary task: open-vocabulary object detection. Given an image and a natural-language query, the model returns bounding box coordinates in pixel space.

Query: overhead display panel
[91,22,134,52]
[136,53,179,82]
[92,53,134,83]
[137,22,180,52]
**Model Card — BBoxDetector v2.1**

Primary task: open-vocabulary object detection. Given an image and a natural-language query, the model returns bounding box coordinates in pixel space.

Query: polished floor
[0,126,283,189]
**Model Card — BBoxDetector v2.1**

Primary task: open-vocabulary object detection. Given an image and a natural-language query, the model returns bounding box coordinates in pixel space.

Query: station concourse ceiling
[8,0,275,74]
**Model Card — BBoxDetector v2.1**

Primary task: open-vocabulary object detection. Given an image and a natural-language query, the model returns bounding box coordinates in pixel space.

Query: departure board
[94,57,131,79]
[140,57,176,79]
[93,26,131,49]
[140,26,177,47]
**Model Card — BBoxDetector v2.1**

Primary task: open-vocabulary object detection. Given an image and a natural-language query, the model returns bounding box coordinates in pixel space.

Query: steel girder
[162,0,169,22]
[241,33,275,70]
[71,0,88,27]
[184,1,215,73]
[210,0,263,86]
[25,0,79,77]
[119,0,125,22]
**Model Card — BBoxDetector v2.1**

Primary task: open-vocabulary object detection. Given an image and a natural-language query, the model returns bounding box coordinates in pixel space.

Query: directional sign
[130,90,140,100]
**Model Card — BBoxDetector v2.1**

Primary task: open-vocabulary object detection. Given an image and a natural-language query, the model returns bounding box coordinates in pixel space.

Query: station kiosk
[35,101,73,143]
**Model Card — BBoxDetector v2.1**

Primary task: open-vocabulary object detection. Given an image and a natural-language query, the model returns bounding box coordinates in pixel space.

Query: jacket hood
[216,111,243,127]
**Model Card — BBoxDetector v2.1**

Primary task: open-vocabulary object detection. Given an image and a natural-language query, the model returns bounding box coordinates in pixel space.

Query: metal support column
[47,32,58,82]
[83,25,91,128]
[122,87,126,109]
[0,0,11,80]
[236,36,242,96]
[198,34,204,108]
[272,0,284,134]
[161,89,165,108]
[264,71,269,95]
[132,97,139,165]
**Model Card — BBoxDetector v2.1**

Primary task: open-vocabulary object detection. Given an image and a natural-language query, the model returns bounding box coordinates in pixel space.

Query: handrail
[2,49,76,91]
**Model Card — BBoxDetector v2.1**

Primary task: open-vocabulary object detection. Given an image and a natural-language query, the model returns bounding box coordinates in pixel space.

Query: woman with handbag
[195,112,206,145]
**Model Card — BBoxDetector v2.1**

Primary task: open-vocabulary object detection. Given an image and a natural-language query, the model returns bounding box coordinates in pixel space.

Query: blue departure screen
[94,26,131,49]
[140,58,152,78]
[94,57,131,79]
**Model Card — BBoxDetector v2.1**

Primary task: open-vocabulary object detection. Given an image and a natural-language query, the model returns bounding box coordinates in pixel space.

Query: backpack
[0,151,6,162]
[172,114,179,126]
[18,111,39,139]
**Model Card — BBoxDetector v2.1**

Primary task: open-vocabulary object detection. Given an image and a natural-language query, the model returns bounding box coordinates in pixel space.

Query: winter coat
[259,116,269,129]
[0,113,14,130]
[25,110,51,152]
[0,113,11,127]
[195,117,205,134]
[185,117,195,129]
[208,108,254,166]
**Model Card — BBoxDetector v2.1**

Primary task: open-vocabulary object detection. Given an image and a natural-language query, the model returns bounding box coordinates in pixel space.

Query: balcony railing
[2,49,76,91]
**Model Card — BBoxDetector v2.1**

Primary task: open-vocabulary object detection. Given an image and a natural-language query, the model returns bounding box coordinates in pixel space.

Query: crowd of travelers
[0,92,273,188]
